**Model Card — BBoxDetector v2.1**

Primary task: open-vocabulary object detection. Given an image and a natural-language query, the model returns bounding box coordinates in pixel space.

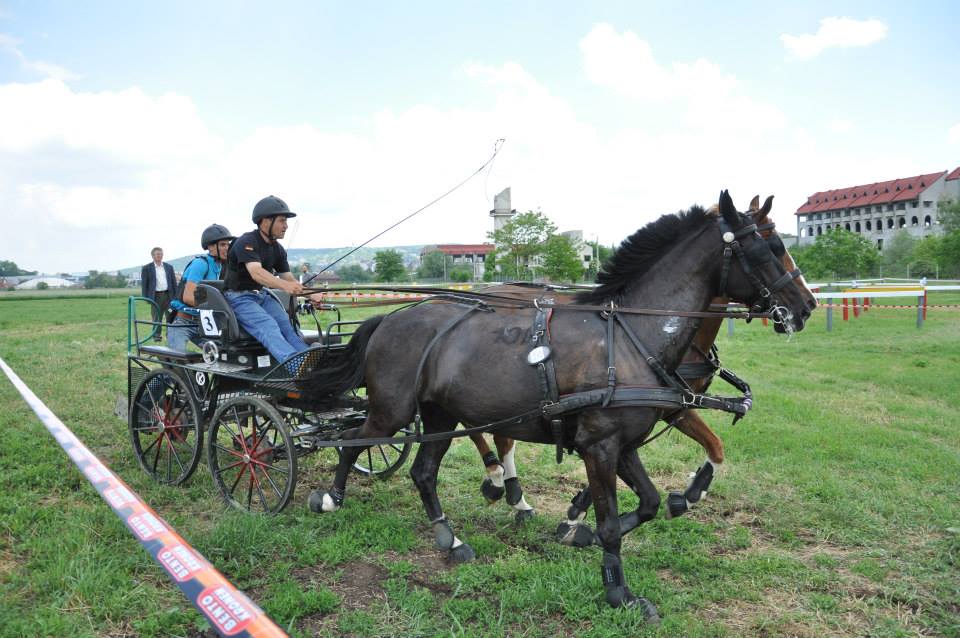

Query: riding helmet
[252,195,297,223]
[200,224,235,249]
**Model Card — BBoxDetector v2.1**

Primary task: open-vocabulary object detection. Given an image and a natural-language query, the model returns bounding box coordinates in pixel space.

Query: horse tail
[303,314,385,397]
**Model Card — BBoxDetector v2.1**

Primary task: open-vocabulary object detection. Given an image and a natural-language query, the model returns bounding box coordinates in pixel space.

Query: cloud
[0,33,80,80]
[781,17,888,60]
[578,23,785,132]
[829,118,854,133]
[949,123,960,144]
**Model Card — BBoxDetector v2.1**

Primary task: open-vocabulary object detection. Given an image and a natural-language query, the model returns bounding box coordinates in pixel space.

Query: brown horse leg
[495,435,535,523]
[470,433,506,503]
[670,410,725,463]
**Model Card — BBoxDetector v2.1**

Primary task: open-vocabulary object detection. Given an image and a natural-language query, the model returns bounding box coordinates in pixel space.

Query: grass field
[1,293,958,637]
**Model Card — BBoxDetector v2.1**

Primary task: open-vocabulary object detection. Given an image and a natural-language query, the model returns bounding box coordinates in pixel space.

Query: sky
[1,1,958,273]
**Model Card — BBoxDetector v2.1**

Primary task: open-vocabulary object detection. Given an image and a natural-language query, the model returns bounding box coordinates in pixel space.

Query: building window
[845,222,851,231]
[923,201,933,207]
[875,206,882,212]
[911,216,919,226]
[816,225,822,236]
[866,220,872,231]
[877,238,883,250]
[924,215,932,227]
[887,218,894,229]
[898,217,906,228]
[911,201,919,208]
[886,205,893,211]
[855,222,861,232]
[896,203,905,211]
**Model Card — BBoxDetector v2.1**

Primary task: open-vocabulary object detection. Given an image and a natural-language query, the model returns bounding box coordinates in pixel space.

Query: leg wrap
[504,477,523,506]
[567,488,592,519]
[432,517,455,551]
[683,460,714,504]
[481,451,500,468]
[308,487,344,513]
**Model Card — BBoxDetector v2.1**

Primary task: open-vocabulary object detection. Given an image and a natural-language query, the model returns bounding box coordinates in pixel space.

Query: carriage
[125,281,412,513]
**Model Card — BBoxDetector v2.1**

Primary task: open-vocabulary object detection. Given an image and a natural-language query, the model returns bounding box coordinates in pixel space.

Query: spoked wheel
[350,426,413,479]
[129,368,203,485]
[207,396,297,514]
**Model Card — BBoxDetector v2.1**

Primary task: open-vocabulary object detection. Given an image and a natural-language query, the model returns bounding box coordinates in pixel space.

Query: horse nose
[806,298,818,312]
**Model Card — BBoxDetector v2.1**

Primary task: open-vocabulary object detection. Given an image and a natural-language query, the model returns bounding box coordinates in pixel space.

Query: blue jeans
[225,290,308,364]
[166,315,202,352]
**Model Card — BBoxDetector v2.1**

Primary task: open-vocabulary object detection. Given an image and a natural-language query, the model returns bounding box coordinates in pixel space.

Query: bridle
[717,215,803,326]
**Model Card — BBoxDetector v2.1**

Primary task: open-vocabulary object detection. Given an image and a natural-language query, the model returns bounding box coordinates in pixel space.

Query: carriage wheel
[207,396,297,514]
[129,369,203,485]
[350,426,413,480]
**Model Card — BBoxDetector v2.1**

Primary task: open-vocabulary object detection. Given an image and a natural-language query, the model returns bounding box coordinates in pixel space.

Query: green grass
[1,295,959,637]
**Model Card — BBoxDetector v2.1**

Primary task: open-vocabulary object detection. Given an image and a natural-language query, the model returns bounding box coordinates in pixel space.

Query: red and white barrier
[0,358,288,638]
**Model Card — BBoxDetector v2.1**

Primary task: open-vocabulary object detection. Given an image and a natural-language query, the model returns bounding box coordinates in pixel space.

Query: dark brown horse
[469,195,816,542]
[304,192,812,619]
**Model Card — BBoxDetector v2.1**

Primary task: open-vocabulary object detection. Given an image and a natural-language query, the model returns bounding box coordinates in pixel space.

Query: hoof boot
[556,521,595,547]
[449,543,476,563]
[481,478,505,503]
[666,491,688,519]
[514,509,535,524]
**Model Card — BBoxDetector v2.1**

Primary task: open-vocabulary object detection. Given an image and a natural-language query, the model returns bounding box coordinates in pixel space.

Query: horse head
[713,190,812,334]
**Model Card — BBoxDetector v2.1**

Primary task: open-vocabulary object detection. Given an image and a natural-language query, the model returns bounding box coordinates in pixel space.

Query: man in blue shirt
[167,224,235,351]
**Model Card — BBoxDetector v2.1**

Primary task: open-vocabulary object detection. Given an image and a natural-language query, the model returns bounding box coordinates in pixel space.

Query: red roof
[795,170,947,215]
[428,244,495,255]
[947,166,960,181]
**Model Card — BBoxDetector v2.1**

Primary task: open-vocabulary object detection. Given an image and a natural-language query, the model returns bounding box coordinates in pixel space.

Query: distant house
[0,275,33,290]
[299,271,341,286]
[420,244,495,280]
[795,168,960,251]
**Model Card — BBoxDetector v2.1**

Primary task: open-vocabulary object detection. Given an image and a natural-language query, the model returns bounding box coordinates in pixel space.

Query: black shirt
[224,229,292,291]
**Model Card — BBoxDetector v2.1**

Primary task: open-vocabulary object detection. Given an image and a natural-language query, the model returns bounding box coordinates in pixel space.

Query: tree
[482,252,497,282]
[84,270,128,289]
[449,267,473,283]
[882,230,918,276]
[487,211,557,280]
[0,260,36,276]
[417,250,453,280]
[584,240,615,279]
[937,198,960,232]
[373,250,406,282]
[35,281,49,290]
[336,264,373,283]
[794,229,879,280]
[541,235,585,282]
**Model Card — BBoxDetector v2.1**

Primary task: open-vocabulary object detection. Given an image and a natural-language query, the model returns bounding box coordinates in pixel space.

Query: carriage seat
[194,279,304,351]
[137,344,204,363]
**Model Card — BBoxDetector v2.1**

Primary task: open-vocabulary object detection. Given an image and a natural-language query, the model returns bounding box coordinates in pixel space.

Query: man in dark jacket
[141,247,177,342]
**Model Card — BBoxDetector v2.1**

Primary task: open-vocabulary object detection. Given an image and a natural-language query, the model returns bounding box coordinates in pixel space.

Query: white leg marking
[321,492,339,512]
[512,495,534,512]
[488,463,505,488]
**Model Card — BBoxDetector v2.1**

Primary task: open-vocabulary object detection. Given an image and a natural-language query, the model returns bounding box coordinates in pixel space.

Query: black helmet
[200,224,235,249]
[252,195,297,223]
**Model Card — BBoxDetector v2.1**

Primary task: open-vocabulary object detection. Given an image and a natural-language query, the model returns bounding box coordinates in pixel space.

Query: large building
[795,167,960,250]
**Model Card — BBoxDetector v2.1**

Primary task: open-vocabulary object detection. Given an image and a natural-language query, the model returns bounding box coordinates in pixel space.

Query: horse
[303,191,812,619]
[469,195,817,546]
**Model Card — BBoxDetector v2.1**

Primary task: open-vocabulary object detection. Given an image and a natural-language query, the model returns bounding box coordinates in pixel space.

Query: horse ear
[749,195,759,212]
[718,190,738,225]
[759,195,774,216]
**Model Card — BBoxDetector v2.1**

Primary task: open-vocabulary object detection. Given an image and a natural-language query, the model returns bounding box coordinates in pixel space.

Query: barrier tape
[0,357,288,638]
[816,304,960,310]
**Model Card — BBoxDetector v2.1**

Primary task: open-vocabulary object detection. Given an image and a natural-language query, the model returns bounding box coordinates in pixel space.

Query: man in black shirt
[223,195,309,366]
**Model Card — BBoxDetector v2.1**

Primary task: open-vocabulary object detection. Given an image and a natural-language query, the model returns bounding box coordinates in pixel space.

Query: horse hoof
[632,597,661,624]
[481,478,505,503]
[449,543,476,563]
[308,490,339,513]
[514,509,535,524]
[666,491,688,519]
[556,521,595,547]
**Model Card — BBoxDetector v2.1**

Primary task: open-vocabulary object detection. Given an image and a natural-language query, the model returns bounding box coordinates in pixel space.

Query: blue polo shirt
[170,254,221,316]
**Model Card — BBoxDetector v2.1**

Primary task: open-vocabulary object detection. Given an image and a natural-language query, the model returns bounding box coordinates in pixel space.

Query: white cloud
[949,123,960,144]
[781,17,888,60]
[829,118,854,133]
[0,33,80,80]
[579,23,785,132]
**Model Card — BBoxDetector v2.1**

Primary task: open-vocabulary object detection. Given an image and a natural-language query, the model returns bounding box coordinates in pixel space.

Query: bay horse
[469,195,817,545]
[304,191,812,619]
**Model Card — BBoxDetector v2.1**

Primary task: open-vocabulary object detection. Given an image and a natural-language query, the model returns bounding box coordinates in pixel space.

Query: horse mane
[576,205,713,304]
